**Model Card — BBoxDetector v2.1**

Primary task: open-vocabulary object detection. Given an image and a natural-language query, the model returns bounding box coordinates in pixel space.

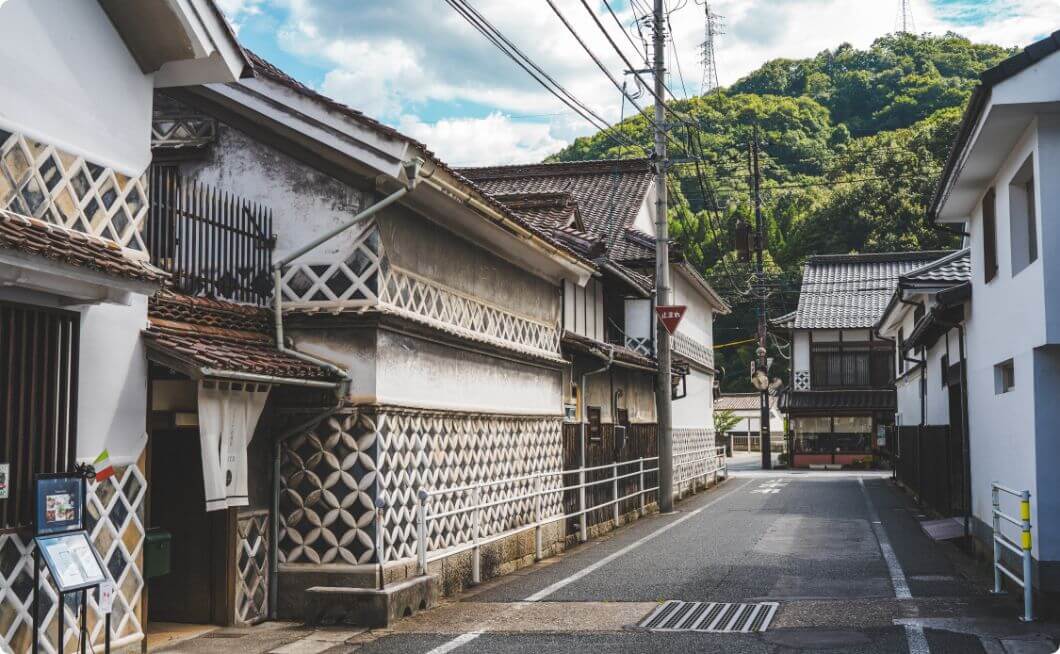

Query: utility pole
[751,126,772,470]
[653,0,674,512]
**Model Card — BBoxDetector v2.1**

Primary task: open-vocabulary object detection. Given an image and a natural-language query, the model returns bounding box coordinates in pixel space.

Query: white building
[714,394,784,452]
[0,1,246,651]
[928,31,1060,595]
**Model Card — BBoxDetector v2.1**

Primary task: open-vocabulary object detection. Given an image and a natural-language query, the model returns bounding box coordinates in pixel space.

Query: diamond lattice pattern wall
[0,129,149,253]
[278,407,564,566]
[0,460,146,654]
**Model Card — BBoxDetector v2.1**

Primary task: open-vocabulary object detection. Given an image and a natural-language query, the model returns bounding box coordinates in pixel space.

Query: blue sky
[217,0,1059,165]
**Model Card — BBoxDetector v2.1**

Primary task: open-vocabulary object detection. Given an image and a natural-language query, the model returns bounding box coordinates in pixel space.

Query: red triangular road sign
[655,305,687,335]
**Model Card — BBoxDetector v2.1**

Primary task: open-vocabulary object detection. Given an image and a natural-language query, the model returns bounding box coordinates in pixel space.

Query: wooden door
[148,429,215,624]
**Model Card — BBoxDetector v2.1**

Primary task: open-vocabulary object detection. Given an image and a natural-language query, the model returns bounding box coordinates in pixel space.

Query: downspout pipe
[579,346,615,462]
[271,158,425,388]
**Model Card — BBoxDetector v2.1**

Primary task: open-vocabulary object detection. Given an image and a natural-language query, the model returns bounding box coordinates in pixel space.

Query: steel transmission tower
[896,0,916,34]
[697,1,724,95]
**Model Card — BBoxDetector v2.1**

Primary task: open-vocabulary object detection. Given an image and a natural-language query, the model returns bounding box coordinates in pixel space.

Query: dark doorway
[148,429,233,625]
[947,380,967,516]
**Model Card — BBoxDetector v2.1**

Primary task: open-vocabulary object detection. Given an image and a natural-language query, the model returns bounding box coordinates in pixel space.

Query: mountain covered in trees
[548,33,1014,391]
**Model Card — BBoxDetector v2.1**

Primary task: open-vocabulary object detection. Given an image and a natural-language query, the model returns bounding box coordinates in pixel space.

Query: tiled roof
[244,51,592,268]
[0,210,167,284]
[770,310,797,330]
[459,159,655,261]
[780,389,896,412]
[715,393,777,411]
[144,291,340,383]
[491,192,581,231]
[901,249,970,286]
[561,330,656,371]
[794,251,952,329]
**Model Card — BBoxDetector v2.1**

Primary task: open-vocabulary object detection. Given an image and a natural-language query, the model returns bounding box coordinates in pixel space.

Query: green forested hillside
[549,33,1014,391]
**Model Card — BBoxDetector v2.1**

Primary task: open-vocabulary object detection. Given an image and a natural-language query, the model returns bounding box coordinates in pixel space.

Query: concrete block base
[304,575,439,628]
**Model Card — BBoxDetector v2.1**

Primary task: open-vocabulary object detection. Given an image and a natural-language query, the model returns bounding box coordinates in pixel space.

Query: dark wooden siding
[0,302,79,531]
[562,423,657,535]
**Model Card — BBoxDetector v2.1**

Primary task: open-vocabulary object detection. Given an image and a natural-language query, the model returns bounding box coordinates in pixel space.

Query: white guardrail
[399,446,727,582]
[991,482,1034,622]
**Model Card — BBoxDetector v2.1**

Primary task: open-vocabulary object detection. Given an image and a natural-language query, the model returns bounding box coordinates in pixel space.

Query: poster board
[35,474,83,536]
[35,531,108,593]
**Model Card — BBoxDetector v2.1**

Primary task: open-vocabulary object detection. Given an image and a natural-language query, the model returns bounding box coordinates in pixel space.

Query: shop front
[782,390,896,469]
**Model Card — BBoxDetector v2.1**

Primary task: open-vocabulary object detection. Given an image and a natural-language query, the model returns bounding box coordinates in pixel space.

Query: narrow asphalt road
[357,466,1057,654]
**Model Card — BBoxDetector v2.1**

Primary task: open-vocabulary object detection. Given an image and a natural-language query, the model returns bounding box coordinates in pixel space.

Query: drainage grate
[637,600,779,633]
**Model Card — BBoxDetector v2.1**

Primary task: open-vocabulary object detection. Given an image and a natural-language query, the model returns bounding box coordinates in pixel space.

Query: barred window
[0,302,79,531]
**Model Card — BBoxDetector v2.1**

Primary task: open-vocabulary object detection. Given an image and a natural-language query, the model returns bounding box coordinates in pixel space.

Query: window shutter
[983,188,998,283]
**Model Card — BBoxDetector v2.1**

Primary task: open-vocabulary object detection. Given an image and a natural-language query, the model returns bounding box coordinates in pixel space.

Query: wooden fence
[894,425,967,518]
[562,423,658,536]
[147,166,275,305]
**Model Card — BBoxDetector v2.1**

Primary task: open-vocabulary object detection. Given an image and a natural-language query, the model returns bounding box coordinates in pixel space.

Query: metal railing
[410,446,728,582]
[991,482,1034,622]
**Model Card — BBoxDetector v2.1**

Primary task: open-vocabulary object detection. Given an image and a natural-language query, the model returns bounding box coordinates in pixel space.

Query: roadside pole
[751,127,772,470]
[653,0,674,511]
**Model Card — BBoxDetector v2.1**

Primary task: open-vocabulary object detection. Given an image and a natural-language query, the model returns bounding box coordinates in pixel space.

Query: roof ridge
[807,250,954,264]
[460,158,652,180]
[901,248,969,279]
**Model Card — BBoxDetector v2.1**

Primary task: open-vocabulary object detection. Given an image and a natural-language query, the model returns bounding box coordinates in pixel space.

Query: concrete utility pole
[653,0,674,512]
[751,126,772,470]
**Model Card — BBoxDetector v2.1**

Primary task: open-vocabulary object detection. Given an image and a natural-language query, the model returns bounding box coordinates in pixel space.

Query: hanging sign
[0,463,8,499]
[98,580,116,614]
[655,305,687,335]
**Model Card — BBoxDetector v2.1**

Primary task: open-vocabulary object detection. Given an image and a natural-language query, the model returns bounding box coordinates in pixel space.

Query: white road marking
[858,477,912,600]
[423,479,752,653]
[750,488,781,494]
[903,624,931,654]
[859,477,925,654]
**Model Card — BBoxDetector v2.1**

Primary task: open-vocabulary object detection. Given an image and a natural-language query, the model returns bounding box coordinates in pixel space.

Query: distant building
[714,394,784,452]
[775,252,949,468]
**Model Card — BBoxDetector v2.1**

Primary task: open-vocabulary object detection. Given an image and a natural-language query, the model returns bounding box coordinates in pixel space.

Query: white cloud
[396,113,569,167]
[216,0,264,33]
[242,0,1060,164]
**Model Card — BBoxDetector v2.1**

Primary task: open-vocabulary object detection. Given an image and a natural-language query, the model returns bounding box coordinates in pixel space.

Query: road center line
[424,478,751,654]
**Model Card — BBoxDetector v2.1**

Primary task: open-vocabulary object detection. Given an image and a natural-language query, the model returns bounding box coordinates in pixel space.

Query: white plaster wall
[77,296,150,465]
[0,0,152,175]
[381,209,560,325]
[726,408,784,434]
[0,288,151,466]
[562,278,605,341]
[374,330,562,415]
[673,369,714,429]
[178,125,371,263]
[792,331,810,373]
[672,269,714,350]
[895,372,921,427]
[964,123,1046,559]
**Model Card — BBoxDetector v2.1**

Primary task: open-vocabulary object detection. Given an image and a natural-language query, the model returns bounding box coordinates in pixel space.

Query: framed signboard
[35,531,108,592]
[35,474,83,536]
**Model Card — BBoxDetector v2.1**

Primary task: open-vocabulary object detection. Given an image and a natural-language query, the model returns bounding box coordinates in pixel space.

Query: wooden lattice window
[0,302,79,531]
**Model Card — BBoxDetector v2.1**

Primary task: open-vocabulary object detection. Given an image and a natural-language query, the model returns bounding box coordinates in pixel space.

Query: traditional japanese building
[460,160,731,498]
[138,51,606,624]
[0,1,247,651]
[776,252,948,468]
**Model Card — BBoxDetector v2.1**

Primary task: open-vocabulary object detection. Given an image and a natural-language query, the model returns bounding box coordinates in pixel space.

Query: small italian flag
[93,450,115,482]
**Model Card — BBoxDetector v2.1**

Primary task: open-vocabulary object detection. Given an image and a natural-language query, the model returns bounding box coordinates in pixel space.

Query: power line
[445,0,640,153]
[544,0,663,132]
